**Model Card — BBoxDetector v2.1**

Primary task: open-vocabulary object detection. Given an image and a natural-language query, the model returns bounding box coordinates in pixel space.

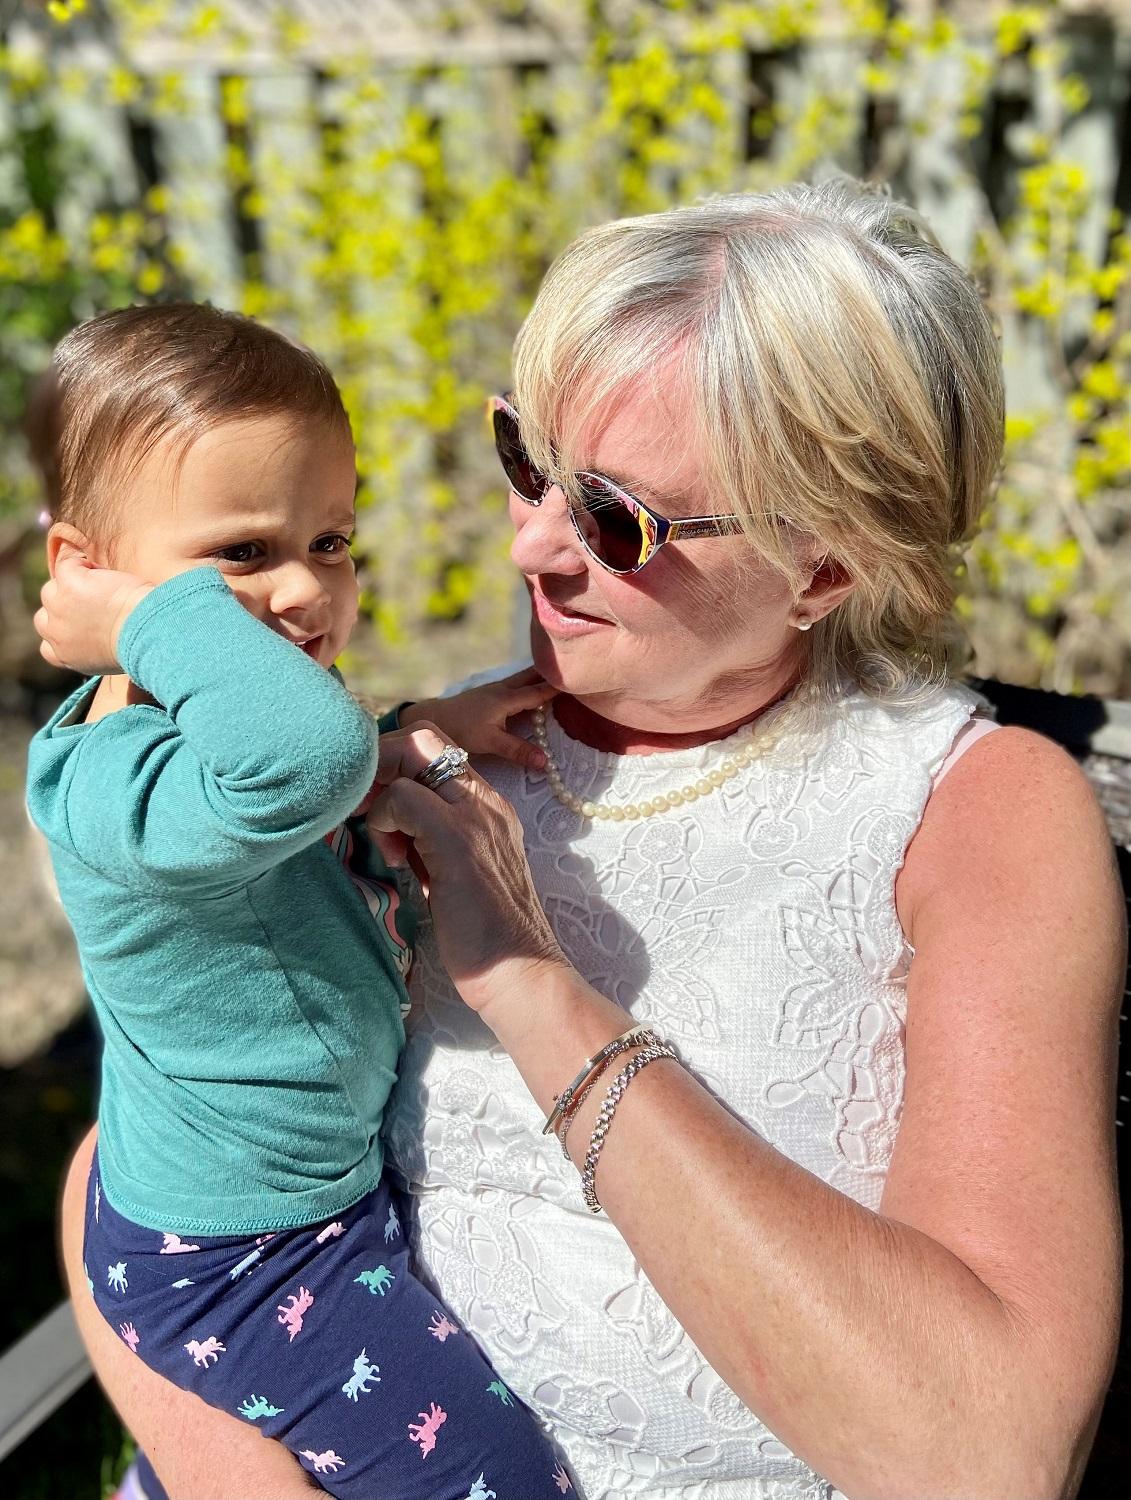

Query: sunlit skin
[508,370,854,754]
[53,415,360,721]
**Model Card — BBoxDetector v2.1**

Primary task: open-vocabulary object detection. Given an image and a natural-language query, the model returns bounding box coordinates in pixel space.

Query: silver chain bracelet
[580,1041,677,1213]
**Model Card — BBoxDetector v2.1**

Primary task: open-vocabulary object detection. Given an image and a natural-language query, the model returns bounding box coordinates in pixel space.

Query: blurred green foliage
[2,0,1129,698]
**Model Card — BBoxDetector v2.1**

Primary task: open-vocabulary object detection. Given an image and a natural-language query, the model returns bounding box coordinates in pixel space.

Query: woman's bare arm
[373,724,1124,1500]
[59,1128,317,1499]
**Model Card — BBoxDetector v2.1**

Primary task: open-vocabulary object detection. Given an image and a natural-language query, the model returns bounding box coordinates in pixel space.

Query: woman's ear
[46,522,93,578]
[801,554,855,614]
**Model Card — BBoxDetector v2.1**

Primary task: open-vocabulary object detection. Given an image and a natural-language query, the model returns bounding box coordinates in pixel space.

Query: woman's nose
[508,485,587,577]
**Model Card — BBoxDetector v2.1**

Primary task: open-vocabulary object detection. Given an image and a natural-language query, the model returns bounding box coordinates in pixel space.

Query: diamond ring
[413,744,470,792]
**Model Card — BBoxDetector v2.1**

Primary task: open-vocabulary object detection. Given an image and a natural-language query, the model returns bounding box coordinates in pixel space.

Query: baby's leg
[83,1159,572,1499]
[60,1127,314,1498]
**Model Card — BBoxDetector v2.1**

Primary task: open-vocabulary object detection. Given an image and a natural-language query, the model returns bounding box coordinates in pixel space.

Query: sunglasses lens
[576,478,652,573]
[493,405,547,504]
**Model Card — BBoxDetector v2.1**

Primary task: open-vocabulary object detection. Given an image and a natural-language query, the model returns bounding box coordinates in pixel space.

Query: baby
[26,303,568,1499]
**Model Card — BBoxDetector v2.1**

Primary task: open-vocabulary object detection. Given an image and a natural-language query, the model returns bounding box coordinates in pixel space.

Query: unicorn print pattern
[85,1155,568,1498]
[184,1336,225,1368]
[428,1311,459,1342]
[341,1349,380,1401]
[238,1394,284,1421]
[301,1449,346,1475]
[277,1286,314,1341]
[407,1401,446,1457]
[160,1232,199,1254]
[354,1264,395,1296]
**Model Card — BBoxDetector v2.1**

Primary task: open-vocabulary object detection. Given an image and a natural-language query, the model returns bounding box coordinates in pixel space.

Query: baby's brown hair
[53,303,351,547]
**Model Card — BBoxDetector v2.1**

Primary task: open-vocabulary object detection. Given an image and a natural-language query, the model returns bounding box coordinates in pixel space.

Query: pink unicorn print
[300,1450,345,1475]
[315,1220,346,1244]
[552,1461,573,1493]
[159,1232,200,1255]
[184,1336,226,1368]
[427,1311,459,1342]
[119,1322,139,1353]
[277,1286,314,1342]
[407,1402,447,1458]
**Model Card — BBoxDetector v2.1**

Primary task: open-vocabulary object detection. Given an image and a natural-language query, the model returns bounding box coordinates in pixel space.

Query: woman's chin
[530,625,618,700]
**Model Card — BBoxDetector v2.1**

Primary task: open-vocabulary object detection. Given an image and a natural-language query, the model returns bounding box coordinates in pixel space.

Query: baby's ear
[46,522,92,577]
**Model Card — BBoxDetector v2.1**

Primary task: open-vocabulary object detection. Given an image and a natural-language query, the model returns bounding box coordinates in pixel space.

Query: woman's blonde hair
[512,176,1004,704]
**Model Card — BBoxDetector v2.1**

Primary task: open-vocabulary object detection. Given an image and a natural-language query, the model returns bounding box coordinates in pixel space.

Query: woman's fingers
[498,665,548,689]
[373,723,475,806]
[374,722,454,785]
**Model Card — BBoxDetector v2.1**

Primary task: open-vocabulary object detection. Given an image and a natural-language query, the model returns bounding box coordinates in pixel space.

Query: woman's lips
[530,584,611,637]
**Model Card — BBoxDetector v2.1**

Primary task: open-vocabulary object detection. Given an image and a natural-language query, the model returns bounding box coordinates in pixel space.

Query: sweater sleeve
[57,567,378,892]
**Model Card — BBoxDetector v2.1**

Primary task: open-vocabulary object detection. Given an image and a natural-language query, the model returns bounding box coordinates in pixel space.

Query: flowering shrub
[3,0,1128,698]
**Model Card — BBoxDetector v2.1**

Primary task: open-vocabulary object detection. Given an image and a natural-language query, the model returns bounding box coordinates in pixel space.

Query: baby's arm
[29,563,376,891]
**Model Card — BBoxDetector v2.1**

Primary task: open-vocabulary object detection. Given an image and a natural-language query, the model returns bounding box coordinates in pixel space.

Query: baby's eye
[312,532,353,555]
[212,542,263,565]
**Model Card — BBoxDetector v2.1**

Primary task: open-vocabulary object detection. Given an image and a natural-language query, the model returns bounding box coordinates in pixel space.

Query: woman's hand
[398,666,555,773]
[365,723,569,1012]
[35,549,153,675]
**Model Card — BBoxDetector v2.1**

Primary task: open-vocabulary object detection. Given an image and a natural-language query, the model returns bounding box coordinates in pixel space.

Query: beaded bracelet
[580,1041,678,1214]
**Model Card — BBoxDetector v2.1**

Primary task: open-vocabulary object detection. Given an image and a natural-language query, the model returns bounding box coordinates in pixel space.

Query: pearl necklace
[531,704,782,821]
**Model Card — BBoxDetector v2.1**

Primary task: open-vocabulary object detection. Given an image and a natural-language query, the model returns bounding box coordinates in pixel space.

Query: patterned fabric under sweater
[383,676,989,1500]
[84,1152,573,1500]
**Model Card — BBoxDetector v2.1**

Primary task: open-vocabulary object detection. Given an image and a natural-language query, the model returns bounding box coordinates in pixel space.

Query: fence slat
[0,1301,90,1465]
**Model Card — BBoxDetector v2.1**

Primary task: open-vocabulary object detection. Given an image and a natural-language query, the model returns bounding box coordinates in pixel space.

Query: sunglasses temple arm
[666,517,746,541]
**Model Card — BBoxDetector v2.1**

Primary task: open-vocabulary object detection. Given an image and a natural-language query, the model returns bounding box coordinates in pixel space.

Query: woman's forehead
[567,374,705,515]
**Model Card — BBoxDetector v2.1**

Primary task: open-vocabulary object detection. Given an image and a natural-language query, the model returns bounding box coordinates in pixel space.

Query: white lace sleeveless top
[383,679,988,1499]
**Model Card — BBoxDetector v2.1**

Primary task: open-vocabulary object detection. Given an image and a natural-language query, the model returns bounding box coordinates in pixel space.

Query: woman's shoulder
[896,718,1120,949]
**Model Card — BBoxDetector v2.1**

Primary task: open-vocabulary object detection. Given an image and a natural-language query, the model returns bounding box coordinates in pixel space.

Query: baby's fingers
[481,727,546,773]
[504,683,558,718]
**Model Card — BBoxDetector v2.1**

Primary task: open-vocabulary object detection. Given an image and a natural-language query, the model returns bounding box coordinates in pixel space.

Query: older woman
[60,179,1123,1500]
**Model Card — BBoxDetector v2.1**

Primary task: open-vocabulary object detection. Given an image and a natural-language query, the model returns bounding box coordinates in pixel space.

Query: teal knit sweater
[26,568,410,1235]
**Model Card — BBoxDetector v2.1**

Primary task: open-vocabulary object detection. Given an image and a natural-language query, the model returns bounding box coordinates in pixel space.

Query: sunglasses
[488,393,746,575]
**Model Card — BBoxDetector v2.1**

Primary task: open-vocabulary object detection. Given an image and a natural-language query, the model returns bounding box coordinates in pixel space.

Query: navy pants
[85,1156,572,1499]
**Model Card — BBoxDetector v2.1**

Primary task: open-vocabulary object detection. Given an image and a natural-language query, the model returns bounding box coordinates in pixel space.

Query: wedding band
[414,744,470,792]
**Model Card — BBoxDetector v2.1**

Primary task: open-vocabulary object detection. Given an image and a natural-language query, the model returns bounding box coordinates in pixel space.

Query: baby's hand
[399,667,556,773]
[35,550,154,676]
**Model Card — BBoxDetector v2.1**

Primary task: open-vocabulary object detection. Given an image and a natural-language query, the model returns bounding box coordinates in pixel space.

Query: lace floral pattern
[383,680,983,1498]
